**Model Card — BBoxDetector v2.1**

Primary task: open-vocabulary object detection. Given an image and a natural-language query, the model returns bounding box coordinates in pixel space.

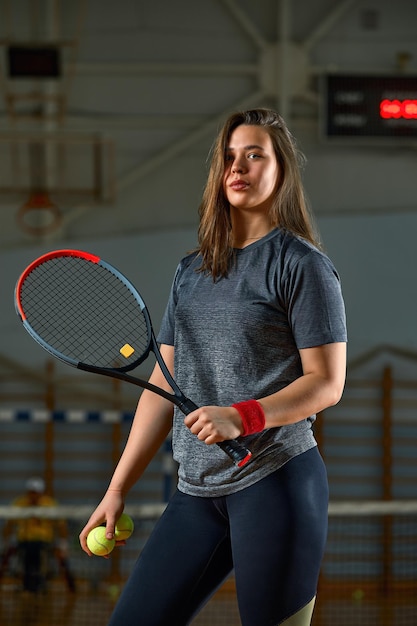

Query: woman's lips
[230,180,249,190]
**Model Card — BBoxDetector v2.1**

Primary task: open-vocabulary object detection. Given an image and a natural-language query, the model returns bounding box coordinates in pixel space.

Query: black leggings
[108,446,329,626]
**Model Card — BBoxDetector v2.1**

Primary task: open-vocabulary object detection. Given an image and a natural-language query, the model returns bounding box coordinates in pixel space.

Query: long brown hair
[196,108,320,280]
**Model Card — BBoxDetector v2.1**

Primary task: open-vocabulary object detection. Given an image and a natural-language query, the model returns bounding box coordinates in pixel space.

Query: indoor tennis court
[1,1,417,625]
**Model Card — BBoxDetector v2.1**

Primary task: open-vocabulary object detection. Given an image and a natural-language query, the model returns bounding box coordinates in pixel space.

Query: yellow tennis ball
[87,526,115,556]
[114,513,134,541]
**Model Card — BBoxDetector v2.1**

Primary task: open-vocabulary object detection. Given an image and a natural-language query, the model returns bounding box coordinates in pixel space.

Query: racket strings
[20,257,151,369]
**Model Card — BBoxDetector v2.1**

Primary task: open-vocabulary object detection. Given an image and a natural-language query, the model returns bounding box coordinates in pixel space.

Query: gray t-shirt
[157,228,347,497]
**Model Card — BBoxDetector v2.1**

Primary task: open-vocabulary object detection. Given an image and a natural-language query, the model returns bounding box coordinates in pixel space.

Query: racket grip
[217,440,252,467]
[178,398,252,467]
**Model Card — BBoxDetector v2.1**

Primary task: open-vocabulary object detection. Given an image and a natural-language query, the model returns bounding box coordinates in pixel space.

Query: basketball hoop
[17,190,62,236]
[0,132,114,237]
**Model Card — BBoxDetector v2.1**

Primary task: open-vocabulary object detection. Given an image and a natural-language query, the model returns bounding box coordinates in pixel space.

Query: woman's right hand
[79,489,125,555]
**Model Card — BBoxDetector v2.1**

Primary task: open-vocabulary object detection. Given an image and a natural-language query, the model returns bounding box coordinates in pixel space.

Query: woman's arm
[258,342,346,426]
[184,342,346,442]
[79,344,175,554]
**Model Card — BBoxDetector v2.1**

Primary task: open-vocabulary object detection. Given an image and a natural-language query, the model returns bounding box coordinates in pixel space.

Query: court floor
[1,577,417,626]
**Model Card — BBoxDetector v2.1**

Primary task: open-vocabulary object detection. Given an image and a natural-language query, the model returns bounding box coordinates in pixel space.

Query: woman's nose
[232,159,245,173]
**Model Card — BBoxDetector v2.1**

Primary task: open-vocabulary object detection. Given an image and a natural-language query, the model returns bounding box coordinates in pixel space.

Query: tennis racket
[14,249,252,467]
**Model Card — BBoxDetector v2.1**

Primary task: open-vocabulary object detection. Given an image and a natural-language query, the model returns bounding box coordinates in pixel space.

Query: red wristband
[232,399,265,436]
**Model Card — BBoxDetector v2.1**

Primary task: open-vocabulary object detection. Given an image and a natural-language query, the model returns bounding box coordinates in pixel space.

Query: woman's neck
[231,210,274,246]
[233,233,268,246]
[232,222,275,248]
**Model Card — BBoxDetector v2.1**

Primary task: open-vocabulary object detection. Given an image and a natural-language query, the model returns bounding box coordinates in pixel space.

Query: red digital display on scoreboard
[324,75,417,139]
[380,99,417,119]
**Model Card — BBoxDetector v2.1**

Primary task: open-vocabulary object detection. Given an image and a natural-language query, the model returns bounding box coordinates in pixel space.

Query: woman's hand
[79,489,125,556]
[184,406,243,444]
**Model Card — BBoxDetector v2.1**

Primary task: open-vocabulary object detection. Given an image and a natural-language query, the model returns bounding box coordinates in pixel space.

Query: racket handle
[178,398,252,467]
[217,440,252,467]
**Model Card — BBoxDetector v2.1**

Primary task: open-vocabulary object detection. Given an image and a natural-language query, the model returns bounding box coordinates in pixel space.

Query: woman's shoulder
[175,249,200,274]
[272,229,338,277]
[170,250,201,288]
[277,229,329,259]
[268,228,316,263]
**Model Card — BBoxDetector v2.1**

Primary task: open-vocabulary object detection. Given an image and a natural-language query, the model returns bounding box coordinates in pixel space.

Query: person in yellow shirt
[2,477,75,592]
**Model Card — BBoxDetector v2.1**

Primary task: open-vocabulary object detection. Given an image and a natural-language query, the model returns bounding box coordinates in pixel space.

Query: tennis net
[0,500,416,626]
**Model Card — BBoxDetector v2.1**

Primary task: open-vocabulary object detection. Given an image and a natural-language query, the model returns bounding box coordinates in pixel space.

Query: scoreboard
[7,46,61,78]
[323,74,417,139]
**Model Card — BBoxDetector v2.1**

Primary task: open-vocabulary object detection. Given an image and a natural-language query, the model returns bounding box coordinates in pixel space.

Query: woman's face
[223,124,280,215]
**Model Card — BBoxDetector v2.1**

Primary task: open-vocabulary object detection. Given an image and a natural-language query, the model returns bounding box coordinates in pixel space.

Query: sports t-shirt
[157,228,347,497]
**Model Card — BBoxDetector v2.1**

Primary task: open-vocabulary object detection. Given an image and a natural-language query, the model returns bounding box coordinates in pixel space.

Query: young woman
[80,108,347,625]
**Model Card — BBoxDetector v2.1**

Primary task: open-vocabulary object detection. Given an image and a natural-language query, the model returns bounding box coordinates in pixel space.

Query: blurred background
[0,1,416,624]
